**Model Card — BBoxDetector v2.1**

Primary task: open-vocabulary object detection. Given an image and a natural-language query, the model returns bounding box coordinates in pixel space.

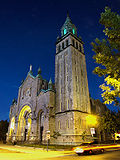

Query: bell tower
[55,14,91,144]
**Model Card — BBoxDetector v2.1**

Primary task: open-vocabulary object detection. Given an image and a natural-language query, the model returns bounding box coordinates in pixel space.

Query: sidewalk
[0,144,74,160]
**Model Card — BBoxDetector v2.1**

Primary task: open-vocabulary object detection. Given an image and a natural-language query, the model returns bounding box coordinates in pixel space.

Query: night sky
[0,0,120,121]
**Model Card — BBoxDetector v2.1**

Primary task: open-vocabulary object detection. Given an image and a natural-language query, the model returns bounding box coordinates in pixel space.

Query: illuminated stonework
[9,117,15,139]
[17,105,31,141]
[7,14,105,145]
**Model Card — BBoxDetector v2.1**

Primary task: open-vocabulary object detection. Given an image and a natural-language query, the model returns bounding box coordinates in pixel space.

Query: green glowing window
[64,29,67,35]
[73,28,75,34]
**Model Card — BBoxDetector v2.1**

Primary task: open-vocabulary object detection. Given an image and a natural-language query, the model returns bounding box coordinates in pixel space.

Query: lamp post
[46,130,50,152]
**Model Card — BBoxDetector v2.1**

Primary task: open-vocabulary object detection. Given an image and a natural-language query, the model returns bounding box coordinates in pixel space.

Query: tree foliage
[99,110,120,135]
[81,130,87,141]
[99,110,117,134]
[0,120,9,141]
[51,131,61,139]
[91,7,120,105]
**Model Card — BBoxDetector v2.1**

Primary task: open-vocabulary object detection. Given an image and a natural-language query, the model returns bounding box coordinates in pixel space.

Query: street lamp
[86,114,97,126]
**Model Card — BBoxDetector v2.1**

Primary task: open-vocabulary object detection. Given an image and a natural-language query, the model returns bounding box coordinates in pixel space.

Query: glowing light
[73,144,120,153]
[28,123,30,128]
[73,28,75,34]
[64,28,67,35]
[86,115,97,126]
[17,105,31,139]
[9,117,15,137]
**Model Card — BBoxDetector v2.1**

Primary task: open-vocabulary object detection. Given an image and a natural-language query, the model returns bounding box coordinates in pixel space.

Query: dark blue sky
[0,0,120,120]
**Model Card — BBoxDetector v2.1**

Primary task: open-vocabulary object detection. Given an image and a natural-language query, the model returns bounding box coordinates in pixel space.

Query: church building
[7,14,97,145]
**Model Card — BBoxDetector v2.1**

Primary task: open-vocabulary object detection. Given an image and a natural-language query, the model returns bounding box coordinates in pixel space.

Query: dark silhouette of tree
[0,120,9,142]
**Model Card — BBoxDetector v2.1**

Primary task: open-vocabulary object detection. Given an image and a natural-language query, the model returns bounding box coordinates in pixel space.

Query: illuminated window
[64,28,67,35]
[73,28,75,34]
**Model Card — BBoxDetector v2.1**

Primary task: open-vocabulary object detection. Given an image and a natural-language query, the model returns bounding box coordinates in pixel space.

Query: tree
[99,110,117,134]
[98,110,120,143]
[81,131,87,141]
[91,7,120,106]
[0,120,9,142]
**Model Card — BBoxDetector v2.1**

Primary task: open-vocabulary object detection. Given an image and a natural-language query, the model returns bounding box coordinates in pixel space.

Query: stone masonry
[7,14,104,145]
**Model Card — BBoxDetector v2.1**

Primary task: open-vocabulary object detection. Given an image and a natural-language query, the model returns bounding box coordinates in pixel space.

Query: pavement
[0,143,120,160]
[0,144,74,160]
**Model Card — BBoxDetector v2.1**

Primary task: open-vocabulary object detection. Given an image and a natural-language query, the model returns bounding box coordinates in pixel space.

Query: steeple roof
[48,78,52,84]
[61,13,77,37]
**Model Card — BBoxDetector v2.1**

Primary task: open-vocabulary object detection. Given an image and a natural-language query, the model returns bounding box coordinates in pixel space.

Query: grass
[18,143,74,150]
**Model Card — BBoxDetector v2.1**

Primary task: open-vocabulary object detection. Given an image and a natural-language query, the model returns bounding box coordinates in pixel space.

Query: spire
[38,67,41,75]
[67,11,69,17]
[48,78,53,90]
[30,65,32,72]
[36,67,42,79]
[28,64,33,75]
[12,98,17,105]
[49,78,52,84]
[61,13,77,37]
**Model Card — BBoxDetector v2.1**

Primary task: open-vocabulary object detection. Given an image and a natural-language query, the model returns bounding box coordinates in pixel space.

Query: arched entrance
[37,111,45,144]
[17,105,32,141]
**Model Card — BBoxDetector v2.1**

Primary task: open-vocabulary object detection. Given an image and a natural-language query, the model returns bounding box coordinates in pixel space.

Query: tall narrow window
[81,69,83,76]
[66,120,69,128]
[62,42,64,49]
[60,102,62,112]
[67,99,69,110]
[79,44,81,52]
[58,121,61,129]
[76,76,78,82]
[72,39,75,47]
[66,39,68,47]
[66,75,68,81]
[76,42,78,49]
[58,45,61,52]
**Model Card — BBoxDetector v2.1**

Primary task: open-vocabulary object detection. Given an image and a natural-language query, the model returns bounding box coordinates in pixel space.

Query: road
[0,144,120,160]
[46,150,120,160]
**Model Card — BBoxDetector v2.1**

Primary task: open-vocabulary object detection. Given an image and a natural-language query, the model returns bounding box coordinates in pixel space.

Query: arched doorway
[17,105,32,141]
[37,111,45,144]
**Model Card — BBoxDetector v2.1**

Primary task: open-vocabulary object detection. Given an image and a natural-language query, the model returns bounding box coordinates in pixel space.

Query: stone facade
[7,67,56,144]
[7,14,106,145]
